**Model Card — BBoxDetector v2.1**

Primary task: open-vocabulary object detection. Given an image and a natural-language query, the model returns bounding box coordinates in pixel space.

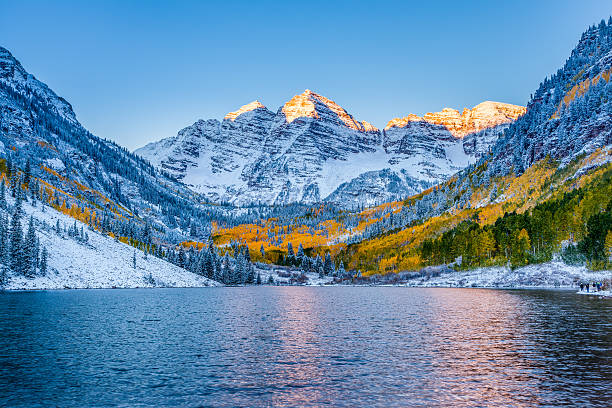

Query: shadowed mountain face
[0,46,214,236]
[136,92,525,208]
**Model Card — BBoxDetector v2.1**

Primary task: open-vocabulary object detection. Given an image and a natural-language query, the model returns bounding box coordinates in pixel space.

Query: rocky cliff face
[136,91,525,207]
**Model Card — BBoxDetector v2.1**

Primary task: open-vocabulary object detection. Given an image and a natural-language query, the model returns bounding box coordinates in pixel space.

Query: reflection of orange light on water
[421,288,541,407]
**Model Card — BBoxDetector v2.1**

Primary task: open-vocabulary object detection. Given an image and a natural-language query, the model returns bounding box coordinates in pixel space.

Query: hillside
[0,46,266,288]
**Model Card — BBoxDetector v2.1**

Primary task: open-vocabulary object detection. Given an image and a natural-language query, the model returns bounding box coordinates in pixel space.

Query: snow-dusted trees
[323,252,334,276]
[23,216,38,277]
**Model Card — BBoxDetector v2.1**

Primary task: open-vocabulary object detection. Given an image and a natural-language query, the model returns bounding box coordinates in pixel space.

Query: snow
[254,264,334,286]
[400,261,611,289]
[577,290,612,298]
[3,197,220,291]
[44,158,65,172]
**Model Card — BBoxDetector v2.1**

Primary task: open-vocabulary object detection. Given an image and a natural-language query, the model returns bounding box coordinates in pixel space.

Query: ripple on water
[0,287,610,407]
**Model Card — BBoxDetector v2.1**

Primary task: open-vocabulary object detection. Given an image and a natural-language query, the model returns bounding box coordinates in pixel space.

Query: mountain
[211,18,612,279]
[0,45,223,237]
[136,91,524,207]
[0,45,254,288]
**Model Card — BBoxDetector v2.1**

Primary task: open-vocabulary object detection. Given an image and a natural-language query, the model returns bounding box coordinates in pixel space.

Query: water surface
[0,287,610,407]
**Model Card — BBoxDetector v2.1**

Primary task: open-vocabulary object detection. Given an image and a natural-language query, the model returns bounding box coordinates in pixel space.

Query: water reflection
[0,287,610,407]
[422,289,541,407]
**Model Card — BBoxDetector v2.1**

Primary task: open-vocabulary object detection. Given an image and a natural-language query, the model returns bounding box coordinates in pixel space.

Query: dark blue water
[0,287,610,407]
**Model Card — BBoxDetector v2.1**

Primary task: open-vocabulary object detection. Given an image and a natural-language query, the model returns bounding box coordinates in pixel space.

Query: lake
[0,287,610,407]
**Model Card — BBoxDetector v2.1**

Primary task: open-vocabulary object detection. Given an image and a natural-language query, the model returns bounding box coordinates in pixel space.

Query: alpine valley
[0,17,612,290]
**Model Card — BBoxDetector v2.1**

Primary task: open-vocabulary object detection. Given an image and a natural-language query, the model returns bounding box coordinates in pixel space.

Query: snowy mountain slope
[136,91,525,207]
[2,195,220,290]
[0,45,222,243]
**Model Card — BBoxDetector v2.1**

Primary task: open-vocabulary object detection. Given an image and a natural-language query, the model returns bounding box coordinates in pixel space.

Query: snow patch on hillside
[403,262,610,289]
[3,198,220,290]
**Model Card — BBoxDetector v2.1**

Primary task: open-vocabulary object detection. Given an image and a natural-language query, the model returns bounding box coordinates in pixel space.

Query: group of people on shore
[579,282,604,292]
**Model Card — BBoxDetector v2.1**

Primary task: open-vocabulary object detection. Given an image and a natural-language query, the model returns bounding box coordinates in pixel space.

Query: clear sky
[1,1,610,150]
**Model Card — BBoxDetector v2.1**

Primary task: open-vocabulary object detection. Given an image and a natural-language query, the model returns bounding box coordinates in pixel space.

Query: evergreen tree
[177,247,186,268]
[314,255,323,277]
[23,159,31,186]
[133,250,137,269]
[24,216,37,277]
[337,261,345,278]
[300,256,310,273]
[323,252,334,276]
[0,179,6,209]
[296,243,305,261]
[256,272,262,285]
[260,244,265,260]
[40,247,48,276]
[245,263,255,284]
[222,253,232,284]
[286,242,295,265]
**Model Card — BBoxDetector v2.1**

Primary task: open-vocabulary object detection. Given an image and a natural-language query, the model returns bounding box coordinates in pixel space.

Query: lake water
[0,287,610,407]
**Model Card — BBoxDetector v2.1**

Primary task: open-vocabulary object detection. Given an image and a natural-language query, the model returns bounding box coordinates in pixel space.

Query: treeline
[267,242,348,278]
[421,168,612,269]
[167,241,260,285]
[0,179,48,285]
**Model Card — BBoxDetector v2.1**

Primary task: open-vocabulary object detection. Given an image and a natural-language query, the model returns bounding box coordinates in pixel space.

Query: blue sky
[1,1,610,150]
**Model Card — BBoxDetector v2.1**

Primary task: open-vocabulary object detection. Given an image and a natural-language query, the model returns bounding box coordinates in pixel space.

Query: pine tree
[245,263,255,284]
[337,261,345,278]
[287,242,295,265]
[23,159,31,186]
[314,255,323,277]
[222,253,231,284]
[256,272,262,285]
[40,247,48,276]
[300,256,310,272]
[260,244,265,260]
[177,247,186,268]
[0,179,6,210]
[234,254,245,285]
[24,216,37,277]
[243,245,251,263]
[296,243,304,261]
[323,252,334,276]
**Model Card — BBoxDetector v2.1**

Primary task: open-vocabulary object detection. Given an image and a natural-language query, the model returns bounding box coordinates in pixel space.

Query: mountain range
[135,91,525,207]
[0,17,611,289]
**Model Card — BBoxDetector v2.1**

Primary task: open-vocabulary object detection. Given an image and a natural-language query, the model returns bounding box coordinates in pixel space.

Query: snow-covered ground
[3,198,220,290]
[576,290,612,298]
[401,261,611,290]
[254,264,334,286]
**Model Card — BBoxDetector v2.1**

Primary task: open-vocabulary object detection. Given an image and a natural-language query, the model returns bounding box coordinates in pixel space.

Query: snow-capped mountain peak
[224,100,268,121]
[136,93,525,207]
[280,89,375,132]
[384,101,525,138]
